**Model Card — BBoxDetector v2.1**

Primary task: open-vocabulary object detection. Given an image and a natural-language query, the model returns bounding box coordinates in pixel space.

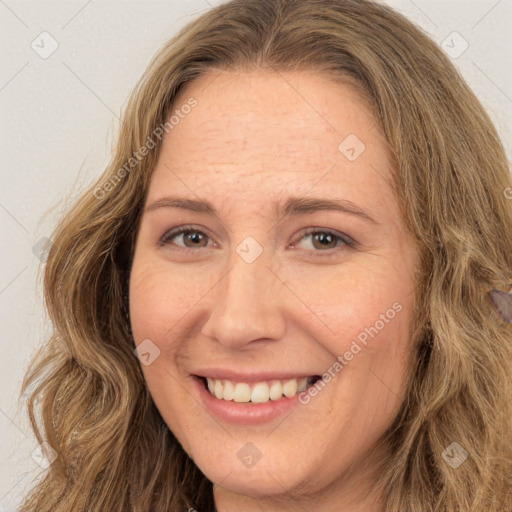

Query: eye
[159,226,213,250]
[292,227,354,254]
[159,225,355,254]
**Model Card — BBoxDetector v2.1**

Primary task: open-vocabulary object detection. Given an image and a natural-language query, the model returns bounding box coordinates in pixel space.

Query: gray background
[1,0,511,509]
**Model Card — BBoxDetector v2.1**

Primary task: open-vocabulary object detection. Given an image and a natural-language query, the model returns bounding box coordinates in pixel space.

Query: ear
[488,288,512,324]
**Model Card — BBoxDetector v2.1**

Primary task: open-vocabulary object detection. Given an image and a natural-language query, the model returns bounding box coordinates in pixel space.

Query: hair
[19,0,512,510]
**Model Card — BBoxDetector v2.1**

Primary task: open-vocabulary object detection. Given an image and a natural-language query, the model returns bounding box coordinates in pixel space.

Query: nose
[200,249,287,350]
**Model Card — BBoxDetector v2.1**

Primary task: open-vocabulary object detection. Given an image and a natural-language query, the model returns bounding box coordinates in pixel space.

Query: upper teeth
[206,377,309,403]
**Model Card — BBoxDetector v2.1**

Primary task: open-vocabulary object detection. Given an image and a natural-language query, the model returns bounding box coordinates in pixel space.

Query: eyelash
[158,225,355,257]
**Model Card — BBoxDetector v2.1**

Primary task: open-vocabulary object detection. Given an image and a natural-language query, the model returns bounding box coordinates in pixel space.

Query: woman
[19,0,512,510]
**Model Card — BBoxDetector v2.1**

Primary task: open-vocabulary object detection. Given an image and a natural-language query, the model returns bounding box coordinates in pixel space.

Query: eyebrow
[144,196,379,225]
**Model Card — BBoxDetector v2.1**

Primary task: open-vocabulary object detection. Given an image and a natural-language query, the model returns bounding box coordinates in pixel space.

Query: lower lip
[193,376,304,425]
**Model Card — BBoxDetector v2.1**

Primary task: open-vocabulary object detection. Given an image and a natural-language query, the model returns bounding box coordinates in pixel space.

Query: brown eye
[310,232,338,250]
[294,228,353,253]
[160,227,210,249]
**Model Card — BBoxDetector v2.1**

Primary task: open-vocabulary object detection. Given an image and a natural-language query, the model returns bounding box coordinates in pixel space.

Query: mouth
[197,375,322,403]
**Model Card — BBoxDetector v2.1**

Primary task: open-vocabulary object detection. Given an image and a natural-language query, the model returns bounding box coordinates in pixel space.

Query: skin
[128,68,419,512]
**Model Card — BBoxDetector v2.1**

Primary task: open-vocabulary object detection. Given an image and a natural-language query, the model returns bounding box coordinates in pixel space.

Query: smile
[201,376,321,403]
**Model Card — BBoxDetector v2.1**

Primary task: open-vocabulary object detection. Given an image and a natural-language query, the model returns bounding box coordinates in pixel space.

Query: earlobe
[488,288,512,323]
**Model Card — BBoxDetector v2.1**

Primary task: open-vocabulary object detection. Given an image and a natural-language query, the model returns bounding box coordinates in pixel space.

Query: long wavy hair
[19,0,512,510]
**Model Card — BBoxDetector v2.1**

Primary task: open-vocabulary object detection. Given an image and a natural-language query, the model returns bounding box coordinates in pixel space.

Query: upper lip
[193,369,321,383]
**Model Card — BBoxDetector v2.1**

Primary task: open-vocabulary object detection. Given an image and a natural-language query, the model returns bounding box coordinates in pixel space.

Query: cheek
[276,257,414,355]
[128,257,211,340]
[286,257,415,420]
[130,250,414,360]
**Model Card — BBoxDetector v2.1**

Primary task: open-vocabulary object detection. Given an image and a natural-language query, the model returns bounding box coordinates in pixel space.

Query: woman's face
[129,69,419,509]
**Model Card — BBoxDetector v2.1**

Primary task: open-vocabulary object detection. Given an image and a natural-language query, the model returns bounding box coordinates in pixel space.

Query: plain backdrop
[1,0,511,509]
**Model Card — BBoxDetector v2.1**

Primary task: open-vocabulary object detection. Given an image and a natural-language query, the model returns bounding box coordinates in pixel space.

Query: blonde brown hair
[19,0,512,510]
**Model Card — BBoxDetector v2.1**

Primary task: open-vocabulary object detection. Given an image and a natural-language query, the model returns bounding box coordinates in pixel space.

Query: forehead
[147,69,395,219]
